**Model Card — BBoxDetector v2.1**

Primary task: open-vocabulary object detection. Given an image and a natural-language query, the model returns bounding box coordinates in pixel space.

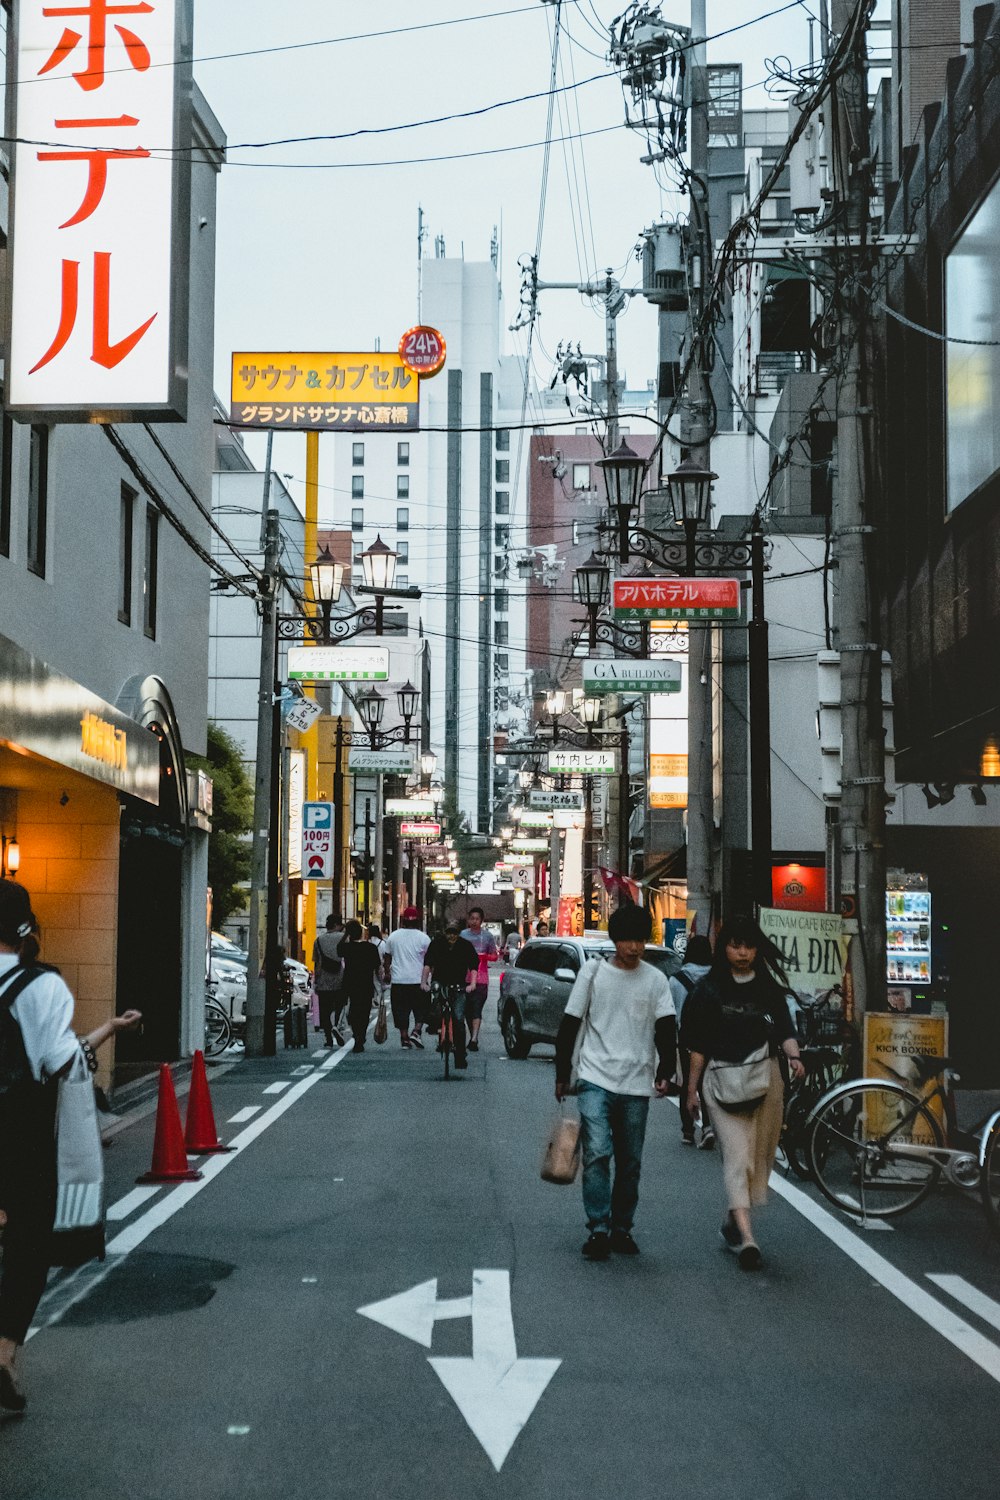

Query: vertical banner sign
[7,0,192,419]
[301,801,334,881]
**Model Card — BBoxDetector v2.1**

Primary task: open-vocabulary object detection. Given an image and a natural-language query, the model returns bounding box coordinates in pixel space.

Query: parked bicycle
[779,987,857,1179]
[204,995,233,1057]
[806,1053,1000,1241]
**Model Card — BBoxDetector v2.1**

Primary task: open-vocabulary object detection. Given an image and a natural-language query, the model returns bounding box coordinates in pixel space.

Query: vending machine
[886,874,932,987]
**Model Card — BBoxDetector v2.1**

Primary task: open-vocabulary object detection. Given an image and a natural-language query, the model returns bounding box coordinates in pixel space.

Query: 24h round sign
[399,325,447,379]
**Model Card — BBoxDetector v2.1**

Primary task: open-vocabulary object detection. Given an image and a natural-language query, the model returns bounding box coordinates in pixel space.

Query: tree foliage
[191,723,254,927]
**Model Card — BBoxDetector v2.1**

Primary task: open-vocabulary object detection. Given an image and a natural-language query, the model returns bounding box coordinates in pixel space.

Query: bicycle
[204,996,233,1057]
[806,1053,1000,1241]
[429,982,465,1080]
[779,988,857,1180]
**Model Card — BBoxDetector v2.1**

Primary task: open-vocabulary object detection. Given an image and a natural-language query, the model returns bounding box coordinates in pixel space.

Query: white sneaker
[698,1126,716,1151]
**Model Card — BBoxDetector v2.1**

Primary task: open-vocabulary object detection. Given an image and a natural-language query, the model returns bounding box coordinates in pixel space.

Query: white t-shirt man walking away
[383,907,431,1048]
[554,905,676,1261]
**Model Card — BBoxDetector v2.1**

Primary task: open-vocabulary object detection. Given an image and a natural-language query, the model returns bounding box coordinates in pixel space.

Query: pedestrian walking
[340,920,381,1053]
[312,914,346,1048]
[668,934,713,1148]
[421,921,478,1071]
[383,907,430,1049]
[459,907,499,1052]
[681,914,804,1271]
[503,927,522,964]
[554,903,676,1261]
[0,880,141,1414]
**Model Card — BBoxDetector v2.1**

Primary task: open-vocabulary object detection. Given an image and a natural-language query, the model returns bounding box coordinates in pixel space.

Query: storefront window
[27,424,48,578]
[119,483,135,625]
[144,505,159,639]
[946,176,1000,509]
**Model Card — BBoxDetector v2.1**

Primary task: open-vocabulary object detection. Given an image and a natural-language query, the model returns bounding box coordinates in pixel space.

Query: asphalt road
[4,995,1000,1499]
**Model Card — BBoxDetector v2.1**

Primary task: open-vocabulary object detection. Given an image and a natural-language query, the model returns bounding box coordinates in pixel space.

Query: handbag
[52,1048,106,1267]
[373,996,388,1045]
[540,1103,582,1184]
[706,1042,772,1109]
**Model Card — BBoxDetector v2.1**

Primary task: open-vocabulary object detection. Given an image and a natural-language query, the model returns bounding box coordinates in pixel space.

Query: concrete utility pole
[683,0,715,938]
[245,507,281,1056]
[830,0,886,1013]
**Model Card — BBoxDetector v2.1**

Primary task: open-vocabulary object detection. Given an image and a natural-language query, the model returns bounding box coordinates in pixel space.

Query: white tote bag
[54,1049,105,1234]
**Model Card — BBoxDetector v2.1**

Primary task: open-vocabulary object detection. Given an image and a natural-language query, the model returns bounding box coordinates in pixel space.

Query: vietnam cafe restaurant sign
[758,907,848,1000]
[8,0,191,420]
[231,352,420,432]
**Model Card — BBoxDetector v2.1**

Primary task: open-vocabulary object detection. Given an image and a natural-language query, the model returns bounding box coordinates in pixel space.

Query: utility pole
[245,507,280,1056]
[748,520,773,908]
[831,0,886,1014]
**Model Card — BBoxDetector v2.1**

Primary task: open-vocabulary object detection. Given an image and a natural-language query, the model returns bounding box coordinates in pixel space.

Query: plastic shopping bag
[540,1105,582,1185]
[52,1049,106,1266]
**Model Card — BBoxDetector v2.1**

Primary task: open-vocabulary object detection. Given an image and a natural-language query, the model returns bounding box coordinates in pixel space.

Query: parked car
[497,935,683,1059]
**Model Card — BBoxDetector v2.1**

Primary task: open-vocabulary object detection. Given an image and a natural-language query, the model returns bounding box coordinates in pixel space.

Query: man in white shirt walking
[383,907,430,1049]
[555,904,676,1261]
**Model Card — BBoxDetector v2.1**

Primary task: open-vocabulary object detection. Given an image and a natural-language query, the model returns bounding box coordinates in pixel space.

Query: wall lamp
[1,835,20,878]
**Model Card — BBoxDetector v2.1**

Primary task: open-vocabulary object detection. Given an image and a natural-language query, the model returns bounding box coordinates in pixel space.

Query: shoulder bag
[705,1007,774,1110]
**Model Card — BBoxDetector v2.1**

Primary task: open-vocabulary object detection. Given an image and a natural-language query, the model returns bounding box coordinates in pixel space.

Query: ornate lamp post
[665,455,718,574]
[359,534,398,636]
[575,551,611,652]
[597,438,646,564]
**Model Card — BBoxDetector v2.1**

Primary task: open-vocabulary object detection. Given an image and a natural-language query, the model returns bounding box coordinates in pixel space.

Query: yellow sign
[649,751,688,810]
[81,713,128,772]
[230,352,420,431]
[862,1012,949,1143]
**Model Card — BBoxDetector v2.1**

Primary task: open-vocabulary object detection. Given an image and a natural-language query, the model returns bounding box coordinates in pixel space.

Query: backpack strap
[675,971,696,995]
[0,964,45,1012]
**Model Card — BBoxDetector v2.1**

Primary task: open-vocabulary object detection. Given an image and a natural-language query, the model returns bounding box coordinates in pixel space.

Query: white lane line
[228,1105,263,1124]
[28,1039,357,1340]
[263,1081,292,1095]
[105,1185,161,1222]
[770,1174,1000,1385]
[927,1275,1000,1334]
[291,1065,313,1076]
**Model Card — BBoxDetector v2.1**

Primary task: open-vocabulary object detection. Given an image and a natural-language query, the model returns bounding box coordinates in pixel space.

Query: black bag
[283,1006,308,1049]
[0,966,44,1097]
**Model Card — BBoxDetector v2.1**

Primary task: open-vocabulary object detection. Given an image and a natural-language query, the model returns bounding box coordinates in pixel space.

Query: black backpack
[0,964,46,1097]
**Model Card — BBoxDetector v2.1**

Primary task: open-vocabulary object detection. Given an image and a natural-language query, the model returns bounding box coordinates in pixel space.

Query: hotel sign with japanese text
[231,351,420,432]
[7,0,192,420]
[613,577,741,621]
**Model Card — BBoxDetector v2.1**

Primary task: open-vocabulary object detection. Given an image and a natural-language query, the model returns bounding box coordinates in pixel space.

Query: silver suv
[497,935,682,1059]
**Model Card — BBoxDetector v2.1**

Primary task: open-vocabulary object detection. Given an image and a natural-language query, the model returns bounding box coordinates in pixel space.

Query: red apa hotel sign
[613,576,742,621]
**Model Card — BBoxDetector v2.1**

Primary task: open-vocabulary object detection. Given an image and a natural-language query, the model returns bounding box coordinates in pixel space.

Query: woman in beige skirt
[681,916,804,1270]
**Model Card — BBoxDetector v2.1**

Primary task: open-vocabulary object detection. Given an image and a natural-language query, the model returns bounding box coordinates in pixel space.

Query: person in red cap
[382,907,430,1048]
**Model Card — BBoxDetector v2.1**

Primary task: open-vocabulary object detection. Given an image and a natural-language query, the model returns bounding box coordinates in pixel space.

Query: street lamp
[360,534,398,635]
[575,551,610,652]
[580,696,604,729]
[597,439,646,564]
[357,687,386,748]
[309,544,345,642]
[396,680,419,742]
[665,455,718,572]
[545,688,566,742]
[500,825,513,841]
[420,750,437,782]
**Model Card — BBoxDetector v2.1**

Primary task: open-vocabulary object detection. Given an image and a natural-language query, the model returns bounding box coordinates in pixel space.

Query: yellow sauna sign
[81,712,128,772]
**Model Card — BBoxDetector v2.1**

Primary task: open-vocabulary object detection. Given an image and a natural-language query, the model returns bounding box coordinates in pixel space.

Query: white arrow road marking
[360,1270,559,1472]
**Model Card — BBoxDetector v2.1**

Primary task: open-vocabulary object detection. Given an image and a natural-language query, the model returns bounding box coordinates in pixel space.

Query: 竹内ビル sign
[583,658,682,694]
[400,820,441,840]
[348,747,415,774]
[398,325,447,378]
[287,646,389,682]
[385,797,434,817]
[301,802,334,881]
[547,749,618,776]
[613,577,741,621]
[231,352,420,431]
[529,789,584,811]
[7,0,191,419]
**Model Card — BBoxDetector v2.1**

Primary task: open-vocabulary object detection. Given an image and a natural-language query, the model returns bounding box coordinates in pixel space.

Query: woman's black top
[341,941,380,1000]
[680,971,795,1063]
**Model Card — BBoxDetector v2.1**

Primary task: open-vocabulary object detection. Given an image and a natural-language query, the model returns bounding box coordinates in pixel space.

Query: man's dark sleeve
[555,1014,582,1084]
[654,1015,677,1082]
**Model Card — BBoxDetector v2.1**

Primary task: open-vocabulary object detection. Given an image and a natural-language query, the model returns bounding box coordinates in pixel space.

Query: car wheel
[502,1003,532,1059]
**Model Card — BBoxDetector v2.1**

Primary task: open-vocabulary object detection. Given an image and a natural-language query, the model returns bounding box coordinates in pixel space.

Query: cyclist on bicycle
[421,920,479,1070]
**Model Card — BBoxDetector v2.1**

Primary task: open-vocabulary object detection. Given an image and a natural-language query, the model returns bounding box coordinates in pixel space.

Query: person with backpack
[669,934,714,1148]
[0,880,141,1413]
[312,914,346,1048]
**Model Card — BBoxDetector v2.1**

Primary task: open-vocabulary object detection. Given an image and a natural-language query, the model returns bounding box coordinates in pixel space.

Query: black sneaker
[331,1027,345,1047]
[353,1043,365,1054]
[720,1218,741,1251]
[737,1242,763,1271]
[409,1031,424,1049]
[468,1039,479,1052]
[455,1058,468,1070]
[581,1232,611,1262]
[681,1133,696,1147]
[0,1364,26,1414]
[610,1229,640,1256]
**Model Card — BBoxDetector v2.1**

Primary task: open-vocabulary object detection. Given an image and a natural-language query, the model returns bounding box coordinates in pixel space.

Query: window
[495,491,509,515]
[26,425,48,578]
[946,175,1000,509]
[396,506,409,532]
[0,412,11,558]
[397,540,409,565]
[572,520,581,546]
[572,463,591,490]
[397,572,409,589]
[557,945,582,975]
[397,441,410,466]
[351,507,365,534]
[353,551,364,566]
[494,588,509,613]
[496,652,509,673]
[118,483,135,624]
[496,429,510,452]
[495,620,508,645]
[494,523,509,548]
[495,459,510,485]
[352,442,364,467]
[397,474,410,500]
[143,504,159,639]
[351,475,364,500]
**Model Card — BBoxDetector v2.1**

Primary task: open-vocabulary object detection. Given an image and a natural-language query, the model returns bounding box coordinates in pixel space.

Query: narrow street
[6,991,1000,1499]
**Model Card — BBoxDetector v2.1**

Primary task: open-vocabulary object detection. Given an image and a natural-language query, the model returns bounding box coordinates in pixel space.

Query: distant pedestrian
[503,928,522,963]
[0,880,141,1414]
[554,903,676,1261]
[421,920,478,1070]
[681,914,804,1271]
[383,907,430,1049]
[340,920,381,1053]
[669,934,713,1148]
[534,918,549,937]
[460,907,499,1052]
[312,914,346,1048]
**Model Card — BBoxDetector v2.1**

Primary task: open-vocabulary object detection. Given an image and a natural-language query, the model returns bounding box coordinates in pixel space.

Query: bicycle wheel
[442,1014,451,1081]
[204,1001,232,1058]
[808,1082,944,1219]
[980,1116,1000,1242]
[783,1086,817,1181]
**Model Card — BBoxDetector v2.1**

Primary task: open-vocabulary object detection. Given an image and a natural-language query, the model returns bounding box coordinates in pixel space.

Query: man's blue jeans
[577,1081,650,1234]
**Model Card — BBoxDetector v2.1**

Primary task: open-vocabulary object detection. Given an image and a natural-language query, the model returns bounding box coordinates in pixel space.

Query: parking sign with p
[302,801,334,881]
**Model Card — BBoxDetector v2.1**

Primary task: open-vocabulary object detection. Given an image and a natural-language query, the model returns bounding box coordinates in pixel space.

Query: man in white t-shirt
[554,904,676,1261]
[383,907,430,1049]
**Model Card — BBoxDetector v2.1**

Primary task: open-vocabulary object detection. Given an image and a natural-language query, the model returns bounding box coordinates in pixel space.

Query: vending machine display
[886,882,931,985]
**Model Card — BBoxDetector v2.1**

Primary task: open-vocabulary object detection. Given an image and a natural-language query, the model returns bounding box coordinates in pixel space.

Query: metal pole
[618,726,630,890]
[332,717,345,917]
[245,508,280,1056]
[373,773,384,925]
[280,743,291,954]
[263,621,282,1054]
[583,774,594,930]
[362,797,372,925]
[749,522,773,909]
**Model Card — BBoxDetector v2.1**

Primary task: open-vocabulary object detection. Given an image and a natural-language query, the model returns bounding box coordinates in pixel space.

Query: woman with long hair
[0,880,140,1412]
[680,914,804,1269]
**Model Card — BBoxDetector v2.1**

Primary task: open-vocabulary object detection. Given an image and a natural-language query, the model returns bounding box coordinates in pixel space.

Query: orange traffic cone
[137,1065,203,1183]
[184,1050,234,1154]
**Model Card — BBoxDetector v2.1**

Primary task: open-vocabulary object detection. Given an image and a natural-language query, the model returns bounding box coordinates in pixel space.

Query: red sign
[771,864,826,912]
[399,325,447,379]
[400,820,441,840]
[613,577,741,620]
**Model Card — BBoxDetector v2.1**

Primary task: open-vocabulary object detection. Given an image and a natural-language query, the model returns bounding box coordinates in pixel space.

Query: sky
[192,1,822,516]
